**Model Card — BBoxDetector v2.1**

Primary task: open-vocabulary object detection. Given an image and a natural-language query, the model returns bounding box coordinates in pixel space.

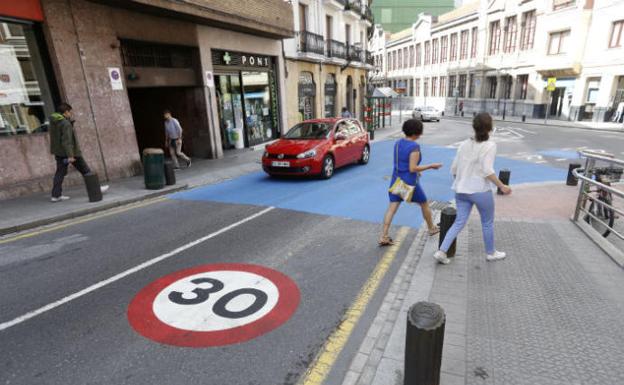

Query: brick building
[0,0,294,199]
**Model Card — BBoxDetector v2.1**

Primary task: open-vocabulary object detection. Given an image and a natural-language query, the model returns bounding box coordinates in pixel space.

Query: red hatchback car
[262,118,370,178]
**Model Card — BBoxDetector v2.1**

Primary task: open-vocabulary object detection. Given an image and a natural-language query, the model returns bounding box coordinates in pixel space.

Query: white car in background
[412,106,441,122]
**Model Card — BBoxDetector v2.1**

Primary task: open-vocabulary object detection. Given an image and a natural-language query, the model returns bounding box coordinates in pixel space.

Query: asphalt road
[0,118,622,385]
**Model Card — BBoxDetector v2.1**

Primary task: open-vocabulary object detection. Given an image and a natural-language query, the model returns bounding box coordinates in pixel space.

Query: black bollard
[84,173,102,202]
[497,169,511,195]
[566,163,581,186]
[404,302,446,385]
[438,207,457,258]
[369,130,375,140]
[164,161,176,186]
[461,111,464,117]
[522,115,526,122]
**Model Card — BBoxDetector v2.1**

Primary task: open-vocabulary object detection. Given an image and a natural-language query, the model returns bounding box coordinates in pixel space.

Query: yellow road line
[0,197,167,245]
[298,226,410,385]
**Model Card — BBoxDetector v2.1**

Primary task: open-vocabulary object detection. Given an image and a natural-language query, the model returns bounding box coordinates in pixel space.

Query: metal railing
[362,6,373,23]
[572,150,624,264]
[298,31,325,55]
[347,44,362,62]
[346,0,362,14]
[327,39,347,59]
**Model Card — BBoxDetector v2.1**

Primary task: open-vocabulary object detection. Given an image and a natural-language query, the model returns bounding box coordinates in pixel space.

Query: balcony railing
[327,39,347,60]
[346,0,362,15]
[365,50,374,65]
[347,44,362,62]
[298,31,325,55]
[362,6,373,23]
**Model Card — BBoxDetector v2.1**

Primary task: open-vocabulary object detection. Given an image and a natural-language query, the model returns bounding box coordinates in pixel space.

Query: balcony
[324,0,346,10]
[365,50,374,66]
[298,31,325,56]
[327,39,347,60]
[362,6,374,24]
[347,44,362,62]
[345,0,362,16]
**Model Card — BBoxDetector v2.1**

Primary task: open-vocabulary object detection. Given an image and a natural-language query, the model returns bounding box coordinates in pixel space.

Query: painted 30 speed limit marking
[127,263,300,347]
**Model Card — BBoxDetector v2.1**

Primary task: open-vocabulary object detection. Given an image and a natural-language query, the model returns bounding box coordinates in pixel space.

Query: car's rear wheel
[320,155,335,179]
[359,145,370,165]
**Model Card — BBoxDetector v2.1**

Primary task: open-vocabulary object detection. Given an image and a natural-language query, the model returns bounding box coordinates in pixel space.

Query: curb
[0,184,188,237]
[443,115,624,133]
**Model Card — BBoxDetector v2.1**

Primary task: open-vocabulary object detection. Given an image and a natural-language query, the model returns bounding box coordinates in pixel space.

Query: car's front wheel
[320,155,335,179]
[359,145,370,165]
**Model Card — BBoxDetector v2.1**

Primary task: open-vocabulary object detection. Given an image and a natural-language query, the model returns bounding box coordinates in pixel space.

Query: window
[548,30,570,55]
[424,78,429,97]
[502,76,512,99]
[458,74,467,97]
[450,33,458,61]
[0,22,57,136]
[298,4,307,32]
[440,36,448,63]
[520,10,536,50]
[586,78,601,103]
[432,39,439,64]
[460,30,469,59]
[416,43,422,66]
[468,74,475,97]
[440,76,447,97]
[553,0,575,11]
[432,77,438,97]
[424,41,431,64]
[518,74,529,99]
[609,20,624,48]
[449,75,457,97]
[409,46,414,67]
[471,27,478,58]
[393,51,397,70]
[503,16,517,53]
[399,49,403,69]
[386,52,391,71]
[489,21,501,55]
[415,78,420,96]
[487,76,497,98]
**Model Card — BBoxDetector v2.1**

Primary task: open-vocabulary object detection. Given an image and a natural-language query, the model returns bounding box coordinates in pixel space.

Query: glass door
[215,74,244,149]
[241,71,274,146]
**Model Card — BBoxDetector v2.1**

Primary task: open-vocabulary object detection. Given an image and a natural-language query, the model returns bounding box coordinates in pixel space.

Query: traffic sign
[547,77,557,92]
[128,263,300,347]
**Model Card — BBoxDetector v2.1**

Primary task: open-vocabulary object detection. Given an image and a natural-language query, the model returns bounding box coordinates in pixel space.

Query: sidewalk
[0,124,402,237]
[341,182,624,385]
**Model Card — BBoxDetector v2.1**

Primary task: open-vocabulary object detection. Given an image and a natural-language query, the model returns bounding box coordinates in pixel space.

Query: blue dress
[388,139,427,203]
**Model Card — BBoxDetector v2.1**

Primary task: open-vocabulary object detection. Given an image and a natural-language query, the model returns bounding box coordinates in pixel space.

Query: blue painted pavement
[172,140,566,228]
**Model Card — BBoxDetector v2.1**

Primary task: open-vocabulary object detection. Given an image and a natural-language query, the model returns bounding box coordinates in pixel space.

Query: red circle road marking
[127,263,300,347]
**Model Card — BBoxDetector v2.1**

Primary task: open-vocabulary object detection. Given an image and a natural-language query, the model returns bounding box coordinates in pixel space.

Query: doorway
[346,76,353,114]
[549,87,565,118]
[127,87,203,156]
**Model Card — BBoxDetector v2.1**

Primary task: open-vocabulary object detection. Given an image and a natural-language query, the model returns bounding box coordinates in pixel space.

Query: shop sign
[212,50,271,68]
[547,77,557,92]
[0,0,44,22]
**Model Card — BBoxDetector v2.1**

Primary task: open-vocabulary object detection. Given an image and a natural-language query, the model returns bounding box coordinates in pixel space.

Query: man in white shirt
[164,109,191,169]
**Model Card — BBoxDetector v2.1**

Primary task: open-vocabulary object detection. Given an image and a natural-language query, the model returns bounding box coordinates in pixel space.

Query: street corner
[127,263,300,347]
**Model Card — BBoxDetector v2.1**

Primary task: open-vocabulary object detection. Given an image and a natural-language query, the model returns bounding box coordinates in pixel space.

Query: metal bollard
[438,207,457,258]
[369,130,375,140]
[404,302,446,385]
[164,161,176,186]
[461,111,464,117]
[497,169,511,195]
[84,173,102,202]
[521,115,526,122]
[566,163,581,186]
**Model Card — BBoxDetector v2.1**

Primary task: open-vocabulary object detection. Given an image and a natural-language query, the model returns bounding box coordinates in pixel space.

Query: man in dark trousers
[49,102,108,202]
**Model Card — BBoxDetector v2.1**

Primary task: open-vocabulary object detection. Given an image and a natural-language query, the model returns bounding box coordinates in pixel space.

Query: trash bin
[143,148,165,190]
[232,128,245,149]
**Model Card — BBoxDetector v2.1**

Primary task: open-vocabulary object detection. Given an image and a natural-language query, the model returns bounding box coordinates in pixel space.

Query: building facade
[370,0,624,122]
[283,0,375,129]
[0,0,294,199]
[371,0,456,33]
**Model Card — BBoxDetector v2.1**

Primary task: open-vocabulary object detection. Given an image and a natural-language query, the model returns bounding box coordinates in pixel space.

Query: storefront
[298,71,316,121]
[212,49,281,148]
[0,0,57,138]
[324,74,336,118]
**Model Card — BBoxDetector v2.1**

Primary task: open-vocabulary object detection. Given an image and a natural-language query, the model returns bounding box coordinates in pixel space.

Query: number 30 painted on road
[128,263,300,347]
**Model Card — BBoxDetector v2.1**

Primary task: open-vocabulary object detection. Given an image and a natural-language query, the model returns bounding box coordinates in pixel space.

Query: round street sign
[128,263,300,347]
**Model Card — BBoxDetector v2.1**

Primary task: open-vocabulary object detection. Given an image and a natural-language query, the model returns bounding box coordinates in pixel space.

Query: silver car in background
[412,106,441,122]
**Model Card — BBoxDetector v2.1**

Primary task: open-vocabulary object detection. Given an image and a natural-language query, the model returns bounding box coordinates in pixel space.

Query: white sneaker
[51,195,70,202]
[486,250,507,261]
[100,185,109,194]
[433,250,451,265]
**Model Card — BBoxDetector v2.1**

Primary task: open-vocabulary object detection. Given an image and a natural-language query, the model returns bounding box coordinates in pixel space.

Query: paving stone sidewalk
[340,183,624,385]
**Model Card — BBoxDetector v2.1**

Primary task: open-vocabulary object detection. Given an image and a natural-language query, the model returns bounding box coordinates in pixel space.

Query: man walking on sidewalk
[49,102,108,202]
[164,109,191,169]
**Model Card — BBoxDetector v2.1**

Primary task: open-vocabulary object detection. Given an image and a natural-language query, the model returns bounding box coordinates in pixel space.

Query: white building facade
[370,0,624,122]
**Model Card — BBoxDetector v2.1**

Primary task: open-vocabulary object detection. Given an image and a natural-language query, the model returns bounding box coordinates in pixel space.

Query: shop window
[487,77,497,99]
[298,71,316,121]
[243,71,276,146]
[518,74,529,99]
[324,74,336,118]
[0,21,56,136]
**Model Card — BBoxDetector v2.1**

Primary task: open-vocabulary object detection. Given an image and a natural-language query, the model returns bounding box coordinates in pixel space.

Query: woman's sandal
[428,227,440,236]
[378,237,394,247]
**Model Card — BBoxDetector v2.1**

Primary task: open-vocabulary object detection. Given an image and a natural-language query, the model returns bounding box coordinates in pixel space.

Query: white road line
[513,127,537,135]
[535,160,548,164]
[0,206,275,332]
[556,158,568,162]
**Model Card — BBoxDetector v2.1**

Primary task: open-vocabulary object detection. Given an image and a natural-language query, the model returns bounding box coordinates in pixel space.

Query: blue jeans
[440,191,495,255]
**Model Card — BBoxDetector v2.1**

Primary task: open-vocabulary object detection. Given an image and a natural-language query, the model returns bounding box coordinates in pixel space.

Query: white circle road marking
[153,270,279,332]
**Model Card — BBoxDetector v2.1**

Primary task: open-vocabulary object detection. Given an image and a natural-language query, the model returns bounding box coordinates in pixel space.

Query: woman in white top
[434,113,511,265]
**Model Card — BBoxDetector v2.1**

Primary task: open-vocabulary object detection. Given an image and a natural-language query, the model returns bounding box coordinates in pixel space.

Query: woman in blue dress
[379,119,442,246]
